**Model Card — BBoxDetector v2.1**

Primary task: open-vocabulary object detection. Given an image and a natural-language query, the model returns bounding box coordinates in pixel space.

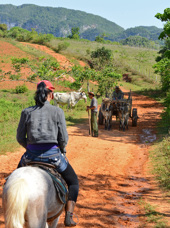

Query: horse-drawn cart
[98,90,138,131]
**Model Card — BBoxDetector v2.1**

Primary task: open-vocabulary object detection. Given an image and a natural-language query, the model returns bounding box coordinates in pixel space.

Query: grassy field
[47,38,161,88]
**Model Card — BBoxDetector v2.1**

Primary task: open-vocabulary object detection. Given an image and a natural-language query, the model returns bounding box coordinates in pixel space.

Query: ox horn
[78,87,82,92]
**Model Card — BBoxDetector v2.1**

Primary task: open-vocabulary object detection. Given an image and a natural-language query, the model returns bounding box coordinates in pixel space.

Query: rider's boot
[64,200,76,227]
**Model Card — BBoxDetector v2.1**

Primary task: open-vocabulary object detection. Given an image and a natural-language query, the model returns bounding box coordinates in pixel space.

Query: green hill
[0,4,163,42]
[113,26,163,41]
[0,4,124,41]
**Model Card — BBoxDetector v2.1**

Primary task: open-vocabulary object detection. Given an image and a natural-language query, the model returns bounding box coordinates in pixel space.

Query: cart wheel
[132,108,137,127]
[98,107,104,125]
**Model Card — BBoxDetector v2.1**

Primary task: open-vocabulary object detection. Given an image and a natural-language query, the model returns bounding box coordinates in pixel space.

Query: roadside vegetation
[149,8,170,193]
[138,8,170,228]
[139,199,168,228]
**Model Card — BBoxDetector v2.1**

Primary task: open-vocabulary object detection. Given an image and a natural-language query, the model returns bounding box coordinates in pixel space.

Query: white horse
[2,166,65,228]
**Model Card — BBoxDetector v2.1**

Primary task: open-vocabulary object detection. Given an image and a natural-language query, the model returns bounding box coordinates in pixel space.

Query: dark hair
[34,82,52,106]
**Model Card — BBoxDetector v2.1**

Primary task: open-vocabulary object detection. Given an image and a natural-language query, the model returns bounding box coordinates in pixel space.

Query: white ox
[53,91,87,108]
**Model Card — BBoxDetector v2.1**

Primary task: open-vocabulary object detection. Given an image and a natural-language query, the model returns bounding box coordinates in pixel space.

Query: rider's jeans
[19,147,68,173]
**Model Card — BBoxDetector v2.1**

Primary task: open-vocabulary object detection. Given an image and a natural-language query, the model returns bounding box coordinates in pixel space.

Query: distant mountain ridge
[0,4,162,41]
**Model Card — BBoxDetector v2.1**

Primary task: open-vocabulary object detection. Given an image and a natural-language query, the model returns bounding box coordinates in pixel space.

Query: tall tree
[155,8,170,39]
[154,8,170,92]
[68,27,80,39]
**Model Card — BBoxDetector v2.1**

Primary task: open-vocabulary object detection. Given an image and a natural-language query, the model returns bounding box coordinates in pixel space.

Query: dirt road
[1,90,169,228]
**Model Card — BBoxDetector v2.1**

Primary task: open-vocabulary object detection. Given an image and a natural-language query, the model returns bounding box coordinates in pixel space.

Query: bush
[14,84,28,94]
[90,47,112,70]
[0,30,5,37]
[55,42,70,53]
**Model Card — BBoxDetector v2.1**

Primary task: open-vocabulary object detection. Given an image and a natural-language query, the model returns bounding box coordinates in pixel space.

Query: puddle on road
[140,129,156,144]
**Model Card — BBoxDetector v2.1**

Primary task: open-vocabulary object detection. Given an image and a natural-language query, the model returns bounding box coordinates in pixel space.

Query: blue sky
[1,0,169,29]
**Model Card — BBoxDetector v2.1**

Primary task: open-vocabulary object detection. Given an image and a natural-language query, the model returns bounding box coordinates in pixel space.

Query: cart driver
[112,86,124,100]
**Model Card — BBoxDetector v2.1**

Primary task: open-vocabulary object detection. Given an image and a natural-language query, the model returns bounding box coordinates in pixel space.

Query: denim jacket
[16,101,68,151]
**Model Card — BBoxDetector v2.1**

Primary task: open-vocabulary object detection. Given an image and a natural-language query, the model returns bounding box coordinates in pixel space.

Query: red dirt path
[0,41,169,227]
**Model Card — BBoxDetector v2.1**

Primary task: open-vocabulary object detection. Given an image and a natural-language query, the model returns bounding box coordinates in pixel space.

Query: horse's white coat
[3,166,64,228]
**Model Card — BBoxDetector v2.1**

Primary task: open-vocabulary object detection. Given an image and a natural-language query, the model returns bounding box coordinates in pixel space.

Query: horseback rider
[112,86,124,100]
[17,80,79,227]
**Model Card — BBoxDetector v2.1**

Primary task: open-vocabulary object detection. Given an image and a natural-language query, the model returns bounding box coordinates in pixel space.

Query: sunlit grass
[138,199,168,228]
[0,89,90,154]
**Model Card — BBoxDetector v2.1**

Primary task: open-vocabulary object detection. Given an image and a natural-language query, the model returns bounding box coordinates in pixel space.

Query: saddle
[27,161,68,205]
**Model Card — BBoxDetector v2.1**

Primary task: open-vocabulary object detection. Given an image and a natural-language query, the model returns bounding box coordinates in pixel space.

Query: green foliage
[0,4,124,41]
[0,29,5,37]
[0,23,7,32]
[156,39,170,62]
[36,58,61,81]
[150,136,170,190]
[9,74,21,80]
[0,4,164,44]
[139,200,168,227]
[6,26,55,44]
[8,56,63,83]
[113,26,163,43]
[91,46,112,60]
[153,58,170,92]
[159,91,170,134]
[154,8,170,93]
[55,41,70,53]
[70,65,96,82]
[68,27,80,39]
[7,27,30,39]
[155,8,170,39]
[90,47,112,70]
[11,57,29,72]
[68,65,97,90]
[120,36,158,49]
[97,67,122,95]
[0,91,35,153]
[14,84,28,94]
[95,35,105,43]
[69,81,82,90]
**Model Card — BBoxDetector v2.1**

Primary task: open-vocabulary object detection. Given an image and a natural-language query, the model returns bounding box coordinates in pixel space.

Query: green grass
[7,39,53,59]
[0,89,91,154]
[139,200,168,228]
[0,90,35,154]
[149,137,170,191]
[47,38,161,85]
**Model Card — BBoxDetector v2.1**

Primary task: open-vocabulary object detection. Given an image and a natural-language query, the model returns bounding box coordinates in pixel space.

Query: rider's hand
[60,148,66,154]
